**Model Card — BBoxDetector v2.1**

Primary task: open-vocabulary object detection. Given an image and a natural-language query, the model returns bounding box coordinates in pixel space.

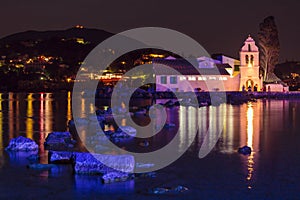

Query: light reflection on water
[246,102,255,188]
[0,93,300,194]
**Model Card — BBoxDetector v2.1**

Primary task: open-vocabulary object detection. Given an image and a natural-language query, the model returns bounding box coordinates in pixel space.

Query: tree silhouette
[258,16,280,82]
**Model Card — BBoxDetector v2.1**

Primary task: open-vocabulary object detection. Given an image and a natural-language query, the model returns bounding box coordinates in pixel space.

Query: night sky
[1,0,299,61]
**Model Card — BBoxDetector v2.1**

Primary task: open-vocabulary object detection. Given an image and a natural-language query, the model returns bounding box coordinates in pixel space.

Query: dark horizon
[1,0,300,61]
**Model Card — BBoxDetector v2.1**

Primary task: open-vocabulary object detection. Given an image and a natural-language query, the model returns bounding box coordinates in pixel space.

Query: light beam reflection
[26,93,34,139]
[246,102,255,188]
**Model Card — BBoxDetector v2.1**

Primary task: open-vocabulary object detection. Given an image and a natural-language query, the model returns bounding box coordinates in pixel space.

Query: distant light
[75,25,84,29]
[76,38,85,44]
[149,54,165,58]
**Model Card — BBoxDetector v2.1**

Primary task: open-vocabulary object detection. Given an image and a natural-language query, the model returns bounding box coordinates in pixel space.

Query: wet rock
[149,185,189,195]
[173,185,189,193]
[238,146,252,155]
[48,151,73,164]
[44,132,76,149]
[117,126,137,137]
[73,153,135,174]
[134,109,147,116]
[85,131,110,146]
[150,187,170,194]
[101,172,132,184]
[94,144,110,152]
[164,123,176,128]
[139,140,149,147]
[135,163,155,169]
[111,131,130,139]
[27,163,56,170]
[68,119,75,127]
[5,136,38,151]
[135,172,156,178]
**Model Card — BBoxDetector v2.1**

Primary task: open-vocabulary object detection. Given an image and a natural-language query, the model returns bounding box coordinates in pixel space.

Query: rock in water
[164,123,175,128]
[44,132,76,149]
[139,140,149,147]
[135,172,156,178]
[5,136,38,151]
[73,153,135,174]
[48,151,73,164]
[173,185,189,193]
[238,146,252,155]
[101,172,131,184]
[150,187,170,194]
[149,185,189,195]
[116,126,137,137]
[136,163,155,169]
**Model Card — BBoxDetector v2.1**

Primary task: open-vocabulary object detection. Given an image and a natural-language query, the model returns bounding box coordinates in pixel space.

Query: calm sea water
[0,92,300,199]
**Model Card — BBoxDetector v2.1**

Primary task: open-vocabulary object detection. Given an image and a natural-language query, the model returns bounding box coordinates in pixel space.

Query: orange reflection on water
[8,93,14,139]
[26,94,34,139]
[67,91,72,122]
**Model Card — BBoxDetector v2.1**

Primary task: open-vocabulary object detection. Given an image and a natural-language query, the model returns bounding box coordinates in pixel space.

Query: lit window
[180,76,186,81]
[188,76,196,81]
[161,76,167,84]
[209,77,216,80]
[170,76,177,84]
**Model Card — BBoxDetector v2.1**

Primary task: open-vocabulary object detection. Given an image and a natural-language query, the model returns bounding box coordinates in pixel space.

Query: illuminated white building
[154,35,283,92]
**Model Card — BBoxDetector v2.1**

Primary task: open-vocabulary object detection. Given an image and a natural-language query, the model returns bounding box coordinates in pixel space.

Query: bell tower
[239,35,262,91]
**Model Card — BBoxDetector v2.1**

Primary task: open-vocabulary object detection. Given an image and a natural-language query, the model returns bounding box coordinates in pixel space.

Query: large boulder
[44,132,76,149]
[5,136,38,151]
[73,152,135,174]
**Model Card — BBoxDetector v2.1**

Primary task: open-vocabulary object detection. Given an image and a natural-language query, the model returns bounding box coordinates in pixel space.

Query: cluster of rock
[48,150,135,183]
[5,134,138,184]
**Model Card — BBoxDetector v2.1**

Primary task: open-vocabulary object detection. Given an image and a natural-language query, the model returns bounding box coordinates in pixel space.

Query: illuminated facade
[154,35,267,92]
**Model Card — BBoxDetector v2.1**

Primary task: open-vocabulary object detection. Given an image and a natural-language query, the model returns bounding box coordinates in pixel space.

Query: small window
[188,76,196,81]
[245,55,249,64]
[160,76,167,84]
[250,55,254,65]
[170,76,177,84]
[248,44,251,51]
[180,76,186,81]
